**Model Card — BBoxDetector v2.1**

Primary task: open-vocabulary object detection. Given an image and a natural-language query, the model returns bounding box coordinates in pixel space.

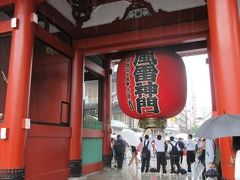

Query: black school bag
[198,149,206,164]
[170,142,179,158]
[179,168,187,174]
[178,140,185,151]
[142,140,149,158]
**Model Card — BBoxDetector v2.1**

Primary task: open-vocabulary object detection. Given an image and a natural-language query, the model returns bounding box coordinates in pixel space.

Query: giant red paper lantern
[116,49,187,127]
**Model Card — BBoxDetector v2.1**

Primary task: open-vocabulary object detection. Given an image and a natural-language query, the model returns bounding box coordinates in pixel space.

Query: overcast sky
[183,54,212,117]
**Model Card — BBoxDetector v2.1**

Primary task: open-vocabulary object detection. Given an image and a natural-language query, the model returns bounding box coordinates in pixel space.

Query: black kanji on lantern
[134,50,157,66]
[125,58,134,111]
[135,82,158,96]
[134,64,158,82]
[133,50,160,114]
[146,96,159,113]
[136,97,147,113]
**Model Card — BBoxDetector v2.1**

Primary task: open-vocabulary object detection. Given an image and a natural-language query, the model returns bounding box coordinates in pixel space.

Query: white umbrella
[175,133,188,140]
[120,129,140,147]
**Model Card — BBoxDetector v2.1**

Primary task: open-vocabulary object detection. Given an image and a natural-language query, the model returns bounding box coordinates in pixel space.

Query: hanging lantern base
[139,118,167,129]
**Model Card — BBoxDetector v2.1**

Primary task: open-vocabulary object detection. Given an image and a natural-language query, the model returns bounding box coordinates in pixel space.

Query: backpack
[170,142,179,157]
[198,149,206,164]
[178,140,185,151]
[113,139,125,154]
[142,140,150,158]
[195,143,199,151]
[179,168,187,174]
[150,168,158,172]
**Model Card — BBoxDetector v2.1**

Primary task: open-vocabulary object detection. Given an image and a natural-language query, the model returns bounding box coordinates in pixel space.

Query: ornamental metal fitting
[139,118,167,129]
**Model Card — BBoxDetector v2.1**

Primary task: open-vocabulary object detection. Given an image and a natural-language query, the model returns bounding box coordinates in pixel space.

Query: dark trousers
[179,151,184,164]
[202,165,206,180]
[156,152,166,173]
[141,151,150,173]
[187,151,195,172]
[170,156,181,173]
[116,153,124,169]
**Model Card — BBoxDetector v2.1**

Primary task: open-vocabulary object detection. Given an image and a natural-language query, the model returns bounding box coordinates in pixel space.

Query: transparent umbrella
[175,133,189,140]
[120,129,140,147]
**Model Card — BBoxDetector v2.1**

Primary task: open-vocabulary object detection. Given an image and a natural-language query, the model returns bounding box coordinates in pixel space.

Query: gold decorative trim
[139,118,167,129]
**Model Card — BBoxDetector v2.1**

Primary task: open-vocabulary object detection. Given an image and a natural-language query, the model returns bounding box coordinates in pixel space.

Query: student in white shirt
[233,136,240,180]
[154,135,167,174]
[141,134,151,173]
[205,139,215,171]
[168,136,181,173]
[186,134,195,173]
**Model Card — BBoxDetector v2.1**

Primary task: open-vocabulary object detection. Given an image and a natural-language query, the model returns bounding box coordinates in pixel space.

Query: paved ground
[69,167,194,180]
[69,154,204,180]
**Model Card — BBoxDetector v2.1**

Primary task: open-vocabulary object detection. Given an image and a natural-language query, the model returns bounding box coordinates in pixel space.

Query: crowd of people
[111,133,222,179]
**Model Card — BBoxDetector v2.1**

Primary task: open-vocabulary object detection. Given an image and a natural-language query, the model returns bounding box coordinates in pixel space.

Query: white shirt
[205,139,215,165]
[167,141,181,153]
[155,139,165,152]
[186,139,195,151]
[235,150,240,180]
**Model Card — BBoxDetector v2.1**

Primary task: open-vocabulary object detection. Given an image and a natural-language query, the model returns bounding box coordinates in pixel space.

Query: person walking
[155,135,167,174]
[186,134,196,173]
[113,135,126,169]
[177,138,185,164]
[128,145,138,167]
[233,136,240,180]
[204,138,217,180]
[168,136,181,173]
[141,134,151,174]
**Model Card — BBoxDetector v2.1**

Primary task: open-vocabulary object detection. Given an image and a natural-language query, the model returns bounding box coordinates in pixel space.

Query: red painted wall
[82,161,104,175]
[29,54,71,124]
[26,43,72,179]
[25,125,71,180]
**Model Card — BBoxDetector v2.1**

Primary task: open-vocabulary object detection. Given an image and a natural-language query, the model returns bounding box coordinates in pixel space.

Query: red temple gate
[0,0,239,179]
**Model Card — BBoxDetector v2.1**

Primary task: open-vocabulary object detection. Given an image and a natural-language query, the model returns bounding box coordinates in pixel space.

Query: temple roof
[47,0,206,27]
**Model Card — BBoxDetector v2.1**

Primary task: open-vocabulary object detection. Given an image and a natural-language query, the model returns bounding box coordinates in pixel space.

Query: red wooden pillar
[102,60,112,166]
[69,51,84,177]
[0,0,35,179]
[207,0,240,179]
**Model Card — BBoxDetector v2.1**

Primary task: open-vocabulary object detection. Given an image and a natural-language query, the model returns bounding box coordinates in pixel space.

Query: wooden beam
[166,40,207,56]
[80,0,123,7]
[77,6,207,38]
[108,40,207,60]
[35,24,74,58]
[82,128,104,138]
[74,19,208,55]
[0,20,12,34]
[85,59,105,77]
[37,2,76,37]
[35,0,47,4]
[0,0,47,6]
[28,124,71,138]
[0,0,14,7]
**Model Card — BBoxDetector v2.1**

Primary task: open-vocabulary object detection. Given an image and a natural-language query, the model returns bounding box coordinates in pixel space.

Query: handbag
[204,168,218,177]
